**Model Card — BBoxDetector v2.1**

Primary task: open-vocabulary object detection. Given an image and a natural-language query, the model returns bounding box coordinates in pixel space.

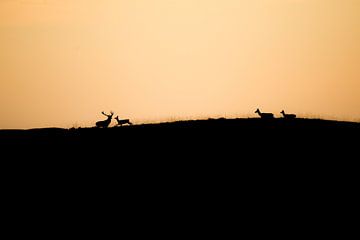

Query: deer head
[102,111,114,119]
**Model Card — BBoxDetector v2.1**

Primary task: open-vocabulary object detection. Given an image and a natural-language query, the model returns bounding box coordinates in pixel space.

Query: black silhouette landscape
[2,117,358,205]
[1,117,359,156]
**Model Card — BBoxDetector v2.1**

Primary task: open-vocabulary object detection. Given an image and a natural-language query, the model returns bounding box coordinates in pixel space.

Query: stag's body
[255,108,274,119]
[281,110,296,119]
[115,116,132,126]
[96,111,114,128]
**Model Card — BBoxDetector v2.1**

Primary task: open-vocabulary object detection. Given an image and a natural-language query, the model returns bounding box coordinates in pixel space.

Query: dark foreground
[1,118,358,154]
[1,118,358,225]
[1,117,358,187]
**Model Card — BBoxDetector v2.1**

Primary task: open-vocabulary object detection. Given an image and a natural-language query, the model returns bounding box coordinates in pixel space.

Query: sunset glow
[1,0,359,129]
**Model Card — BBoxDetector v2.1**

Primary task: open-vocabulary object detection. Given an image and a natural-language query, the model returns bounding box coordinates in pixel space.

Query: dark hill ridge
[1,118,358,148]
[0,117,358,134]
[1,118,358,194]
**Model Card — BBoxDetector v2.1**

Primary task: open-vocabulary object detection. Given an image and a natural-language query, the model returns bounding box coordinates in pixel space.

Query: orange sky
[1,0,360,129]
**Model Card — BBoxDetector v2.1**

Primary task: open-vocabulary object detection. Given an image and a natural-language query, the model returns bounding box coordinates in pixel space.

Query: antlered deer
[96,111,114,128]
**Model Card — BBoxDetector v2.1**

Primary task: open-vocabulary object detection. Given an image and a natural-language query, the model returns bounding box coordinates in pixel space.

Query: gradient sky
[1,0,359,129]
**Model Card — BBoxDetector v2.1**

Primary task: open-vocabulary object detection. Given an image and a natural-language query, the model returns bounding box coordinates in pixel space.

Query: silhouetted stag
[255,108,274,119]
[114,116,132,126]
[281,110,296,119]
[96,111,114,128]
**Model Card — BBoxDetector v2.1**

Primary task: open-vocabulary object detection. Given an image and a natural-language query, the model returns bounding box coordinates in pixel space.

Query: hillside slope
[1,118,358,150]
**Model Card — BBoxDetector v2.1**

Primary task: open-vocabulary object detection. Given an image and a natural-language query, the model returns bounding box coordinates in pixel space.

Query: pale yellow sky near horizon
[1,0,360,129]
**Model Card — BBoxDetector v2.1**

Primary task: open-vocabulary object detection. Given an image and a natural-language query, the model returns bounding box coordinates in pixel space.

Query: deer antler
[101,111,114,117]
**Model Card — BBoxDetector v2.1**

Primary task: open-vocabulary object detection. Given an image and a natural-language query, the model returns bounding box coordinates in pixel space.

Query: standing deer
[96,111,114,128]
[255,108,274,119]
[281,110,296,119]
[114,116,132,126]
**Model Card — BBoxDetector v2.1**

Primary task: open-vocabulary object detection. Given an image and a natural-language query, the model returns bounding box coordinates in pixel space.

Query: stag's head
[281,110,285,114]
[255,108,260,114]
[102,111,114,119]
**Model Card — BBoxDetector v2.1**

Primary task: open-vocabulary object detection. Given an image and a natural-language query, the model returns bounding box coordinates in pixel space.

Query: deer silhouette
[281,110,296,119]
[255,108,274,119]
[114,116,132,126]
[96,111,114,128]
